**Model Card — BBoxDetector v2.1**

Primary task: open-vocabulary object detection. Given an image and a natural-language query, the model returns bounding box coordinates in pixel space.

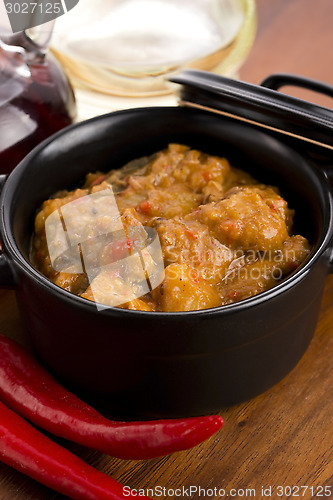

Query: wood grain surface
[1,0,333,498]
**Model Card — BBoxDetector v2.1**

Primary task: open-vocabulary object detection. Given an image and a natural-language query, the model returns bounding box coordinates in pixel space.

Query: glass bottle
[0,24,76,174]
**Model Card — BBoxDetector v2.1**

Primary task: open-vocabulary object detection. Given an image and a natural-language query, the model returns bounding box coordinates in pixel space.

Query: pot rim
[1,107,333,318]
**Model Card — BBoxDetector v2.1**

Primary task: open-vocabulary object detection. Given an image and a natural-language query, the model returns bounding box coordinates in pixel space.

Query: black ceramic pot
[0,72,333,417]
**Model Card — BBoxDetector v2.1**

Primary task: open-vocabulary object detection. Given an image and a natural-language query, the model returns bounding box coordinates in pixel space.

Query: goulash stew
[31,144,310,312]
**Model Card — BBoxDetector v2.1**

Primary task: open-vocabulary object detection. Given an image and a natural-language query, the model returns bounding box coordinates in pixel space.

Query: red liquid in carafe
[0,40,76,175]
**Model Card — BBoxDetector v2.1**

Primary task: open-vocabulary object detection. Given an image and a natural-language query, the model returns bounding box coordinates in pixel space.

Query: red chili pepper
[0,401,148,500]
[0,335,223,460]
[137,200,151,214]
[90,174,107,187]
[126,235,132,252]
[202,171,212,182]
[184,228,197,239]
[108,239,131,261]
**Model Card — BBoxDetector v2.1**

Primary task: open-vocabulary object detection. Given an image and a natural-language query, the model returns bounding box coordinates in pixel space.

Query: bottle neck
[0,20,55,62]
[25,19,55,54]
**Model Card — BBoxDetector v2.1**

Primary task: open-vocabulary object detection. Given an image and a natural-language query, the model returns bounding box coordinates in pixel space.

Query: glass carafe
[0,25,76,174]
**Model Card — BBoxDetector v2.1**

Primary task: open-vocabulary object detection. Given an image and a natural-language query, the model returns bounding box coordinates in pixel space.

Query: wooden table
[1,0,333,498]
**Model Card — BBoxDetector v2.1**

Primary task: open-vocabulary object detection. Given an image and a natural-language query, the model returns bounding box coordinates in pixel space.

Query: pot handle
[171,70,333,150]
[261,73,333,99]
[0,175,16,289]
